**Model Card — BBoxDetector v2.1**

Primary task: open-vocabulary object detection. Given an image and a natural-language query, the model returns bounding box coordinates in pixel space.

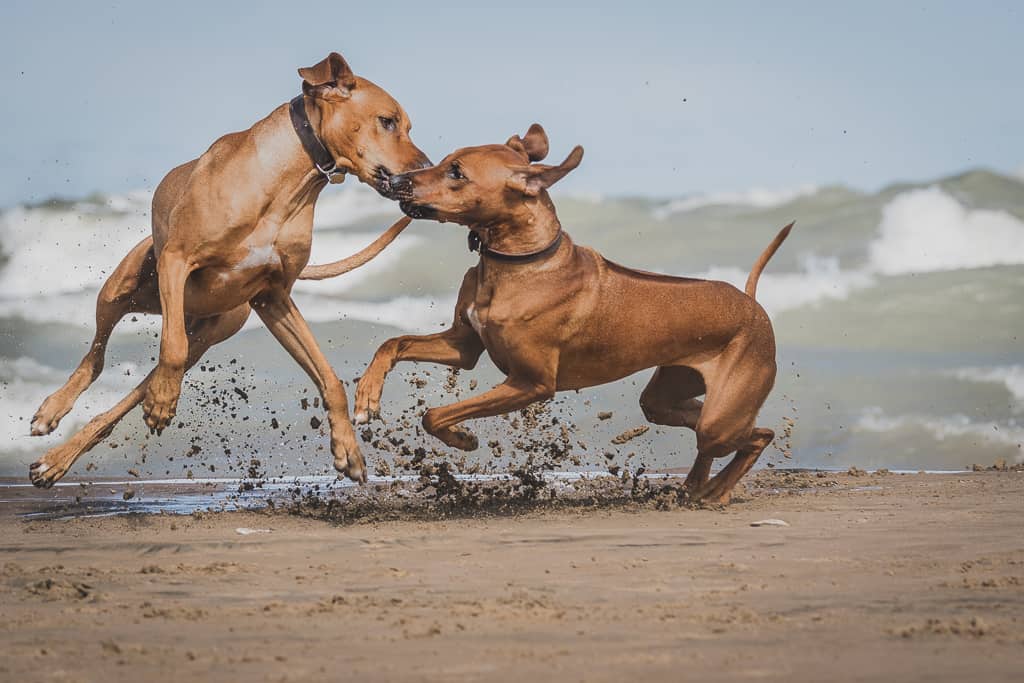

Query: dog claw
[30,417,54,437]
[353,408,382,425]
[436,426,479,451]
[29,462,58,489]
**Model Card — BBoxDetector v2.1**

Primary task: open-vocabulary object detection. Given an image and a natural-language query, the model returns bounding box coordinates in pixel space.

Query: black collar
[289,95,343,182]
[468,229,564,263]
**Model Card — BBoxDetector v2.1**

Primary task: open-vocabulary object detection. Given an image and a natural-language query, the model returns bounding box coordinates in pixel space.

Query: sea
[1,169,1022,491]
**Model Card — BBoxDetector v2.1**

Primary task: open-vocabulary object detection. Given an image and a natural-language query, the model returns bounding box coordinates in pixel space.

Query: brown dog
[354,124,792,504]
[28,52,428,487]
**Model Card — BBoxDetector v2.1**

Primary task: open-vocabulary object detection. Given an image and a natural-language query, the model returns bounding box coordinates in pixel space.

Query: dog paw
[142,379,180,434]
[31,395,70,436]
[353,381,383,425]
[334,447,367,484]
[353,408,380,425]
[29,459,67,489]
[435,425,479,451]
[331,432,368,485]
[30,414,59,437]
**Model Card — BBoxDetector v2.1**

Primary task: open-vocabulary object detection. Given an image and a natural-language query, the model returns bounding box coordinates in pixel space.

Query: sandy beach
[1,469,1022,682]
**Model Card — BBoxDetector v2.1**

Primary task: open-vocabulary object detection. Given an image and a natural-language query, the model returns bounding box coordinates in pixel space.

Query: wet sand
[1,470,1022,682]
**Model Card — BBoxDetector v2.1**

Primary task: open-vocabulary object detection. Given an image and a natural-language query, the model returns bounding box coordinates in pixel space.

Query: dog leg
[143,250,194,433]
[356,266,483,423]
[32,239,158,436]
[252,291,365,482]
[688,354,776,504]
[29,307,249,488]
[422,379,554,451]
[692,427,774,505]
[355,327,484,423]
[639,366,708,489]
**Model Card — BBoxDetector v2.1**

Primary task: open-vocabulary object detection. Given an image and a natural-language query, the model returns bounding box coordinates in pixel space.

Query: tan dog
[28,52,428,487]
[355,124,792,504]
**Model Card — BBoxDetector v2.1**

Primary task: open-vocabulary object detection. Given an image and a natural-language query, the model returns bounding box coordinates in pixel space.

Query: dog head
[298,52,431,196]
[388,124,583,226]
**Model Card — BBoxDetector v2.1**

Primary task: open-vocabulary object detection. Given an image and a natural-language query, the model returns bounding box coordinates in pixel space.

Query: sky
[1,1,1021,206]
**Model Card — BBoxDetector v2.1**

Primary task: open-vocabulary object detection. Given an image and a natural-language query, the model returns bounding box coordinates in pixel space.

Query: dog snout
[389,173,414,200]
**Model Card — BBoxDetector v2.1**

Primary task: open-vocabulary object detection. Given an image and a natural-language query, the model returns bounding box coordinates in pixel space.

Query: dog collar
[468,229,563,263]
[289,95,343,182]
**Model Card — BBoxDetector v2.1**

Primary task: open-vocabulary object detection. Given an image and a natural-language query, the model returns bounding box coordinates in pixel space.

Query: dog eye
[378,116,397,132]
[447,164,465,181]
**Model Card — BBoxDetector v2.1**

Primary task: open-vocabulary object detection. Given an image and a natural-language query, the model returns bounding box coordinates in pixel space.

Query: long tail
[298,216,412,280]
[745,221,794,299]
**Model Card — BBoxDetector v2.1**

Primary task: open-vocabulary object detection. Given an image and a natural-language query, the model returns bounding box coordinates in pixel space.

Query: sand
[1,470,1022,682]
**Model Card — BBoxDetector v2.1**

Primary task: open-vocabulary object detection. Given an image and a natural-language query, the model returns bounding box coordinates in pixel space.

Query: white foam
[855,406,1024,461]
[691,254,875,317]
[693,185,1024,315]
[0,197,152,299]
[285,294,456,333]
[654,184,818,219]
[949,366,1024,406]
[0,182,399,309]
[311,182,397,230]
[868,186,1024,274]
[0,356,139,454]
[292,230,423,296]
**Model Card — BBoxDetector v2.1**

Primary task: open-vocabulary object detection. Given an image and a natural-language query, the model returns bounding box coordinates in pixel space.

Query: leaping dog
[29,52,428,487]
[354,124,791,504]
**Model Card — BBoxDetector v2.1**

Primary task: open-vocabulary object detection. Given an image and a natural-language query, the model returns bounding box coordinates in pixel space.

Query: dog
[28,51,428,487]
[353,124,792,504]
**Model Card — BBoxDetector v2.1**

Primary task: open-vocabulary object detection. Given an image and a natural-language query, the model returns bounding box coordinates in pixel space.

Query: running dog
[29,52,428,487]
[354,124,791,503]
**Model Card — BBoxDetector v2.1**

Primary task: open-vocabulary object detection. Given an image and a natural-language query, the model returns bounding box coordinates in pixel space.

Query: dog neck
[474,194,562,257]
[246,104,337,223]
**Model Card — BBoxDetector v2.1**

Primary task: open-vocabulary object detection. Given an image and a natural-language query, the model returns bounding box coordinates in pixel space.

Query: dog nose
[390,173,413,197]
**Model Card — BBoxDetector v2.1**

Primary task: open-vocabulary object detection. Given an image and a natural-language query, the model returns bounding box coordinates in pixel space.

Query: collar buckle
[315,160,341,181]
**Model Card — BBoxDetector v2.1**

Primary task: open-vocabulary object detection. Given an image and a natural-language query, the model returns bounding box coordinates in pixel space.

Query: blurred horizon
[2,1,1022,207]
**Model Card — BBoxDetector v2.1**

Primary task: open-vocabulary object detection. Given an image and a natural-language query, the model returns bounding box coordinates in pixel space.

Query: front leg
[252,290,366,482]
[354,326,484,423]
[143,250,193,433]
[356,265,483,423]
[422,378,555,451]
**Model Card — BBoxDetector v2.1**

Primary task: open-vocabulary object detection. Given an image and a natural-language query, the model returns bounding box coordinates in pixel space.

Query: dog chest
[466,303,484,335]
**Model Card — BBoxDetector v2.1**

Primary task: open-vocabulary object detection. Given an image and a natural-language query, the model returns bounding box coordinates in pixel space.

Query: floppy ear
[506,145,584,197]
[505,123,549,162]
[298,52,357,97]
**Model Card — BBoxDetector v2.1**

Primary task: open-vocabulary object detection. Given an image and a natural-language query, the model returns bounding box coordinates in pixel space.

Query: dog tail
[745,221,794,299]
[298,216,412,280]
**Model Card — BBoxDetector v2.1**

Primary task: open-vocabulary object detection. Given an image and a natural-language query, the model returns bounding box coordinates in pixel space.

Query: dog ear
[505,124,549,162]
[506,145,584,197]
[298,52,357,97]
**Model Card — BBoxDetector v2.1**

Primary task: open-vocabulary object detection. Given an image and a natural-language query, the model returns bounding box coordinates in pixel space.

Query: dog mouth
[372,166,394,197]
[399,201,436,220]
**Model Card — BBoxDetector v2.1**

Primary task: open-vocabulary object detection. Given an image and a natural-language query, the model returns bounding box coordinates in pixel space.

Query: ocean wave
[694,255,876,317]
[285,294,456,333]
[311,183,396,229]
[0,183,401,304]
[0,357,139,454]
[948,366,1024,406]
[855,406,1024,461]
[868,186,1024,274]
[653,184,819,219]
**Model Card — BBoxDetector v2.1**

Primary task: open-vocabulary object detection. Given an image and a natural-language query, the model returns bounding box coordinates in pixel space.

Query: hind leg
[693,427,774,504]
[31,238,159,436]
[639,366,711,489]
[29,306,249,487]
[688,352,776,505]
